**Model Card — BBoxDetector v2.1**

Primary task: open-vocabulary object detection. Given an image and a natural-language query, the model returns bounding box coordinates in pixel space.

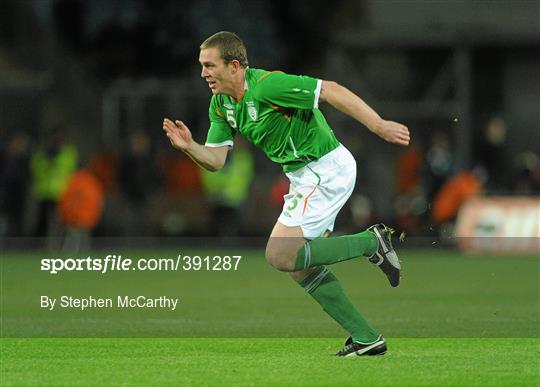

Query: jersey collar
[244,66,250,90]
[232,67,249,103]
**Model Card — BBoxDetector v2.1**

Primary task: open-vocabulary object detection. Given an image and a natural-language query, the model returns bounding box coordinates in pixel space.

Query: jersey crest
[246,101,258,121]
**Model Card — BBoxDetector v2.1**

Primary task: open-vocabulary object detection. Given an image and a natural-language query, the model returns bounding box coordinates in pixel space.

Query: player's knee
[265,246,295,272]
[288,270,306,281]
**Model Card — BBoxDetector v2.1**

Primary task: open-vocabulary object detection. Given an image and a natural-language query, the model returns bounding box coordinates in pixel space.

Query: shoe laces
[337,343,357,355]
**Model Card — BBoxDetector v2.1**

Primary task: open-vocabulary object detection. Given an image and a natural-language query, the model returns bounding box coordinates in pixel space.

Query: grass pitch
[2,338,539,386]
[1,248,539,385]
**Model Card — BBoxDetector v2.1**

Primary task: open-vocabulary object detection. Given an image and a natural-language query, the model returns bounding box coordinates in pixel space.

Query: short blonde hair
[200,31,248,68]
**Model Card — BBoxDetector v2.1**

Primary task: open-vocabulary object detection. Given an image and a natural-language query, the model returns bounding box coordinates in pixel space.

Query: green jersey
[205,67,340,172]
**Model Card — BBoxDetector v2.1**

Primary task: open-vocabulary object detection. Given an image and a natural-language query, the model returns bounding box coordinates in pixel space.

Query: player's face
[199,47,234,95]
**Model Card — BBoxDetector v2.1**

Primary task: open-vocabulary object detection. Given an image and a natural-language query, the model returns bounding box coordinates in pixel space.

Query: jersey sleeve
[254,71,322,110]
[205,96,235,148]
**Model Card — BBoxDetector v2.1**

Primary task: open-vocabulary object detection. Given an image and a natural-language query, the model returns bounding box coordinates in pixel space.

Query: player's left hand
[374,120,410,146]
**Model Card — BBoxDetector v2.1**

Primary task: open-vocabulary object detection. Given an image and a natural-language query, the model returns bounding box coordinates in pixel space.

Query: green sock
[299,266,379,343]
[294,231,377,271]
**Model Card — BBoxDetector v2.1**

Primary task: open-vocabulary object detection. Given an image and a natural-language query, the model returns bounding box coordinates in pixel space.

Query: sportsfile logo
[41,254,163,274]
[40,254,242,274]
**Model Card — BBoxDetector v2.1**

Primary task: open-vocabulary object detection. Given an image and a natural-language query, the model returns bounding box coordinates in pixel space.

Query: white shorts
[278,144,357,239]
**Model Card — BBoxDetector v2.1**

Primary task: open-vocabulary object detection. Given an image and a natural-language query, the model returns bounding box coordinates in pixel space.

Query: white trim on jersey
[313,79,322,109]
[205,140,234,148]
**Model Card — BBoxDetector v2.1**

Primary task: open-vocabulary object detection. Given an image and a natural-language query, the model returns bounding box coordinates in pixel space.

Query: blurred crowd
[0,128,255,241]
[392,115,540,236]
[1,115,538,242]
[1,0,539,244]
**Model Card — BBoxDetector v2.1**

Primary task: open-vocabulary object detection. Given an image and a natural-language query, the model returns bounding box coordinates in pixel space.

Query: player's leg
[296,223,401,287]
[292,229,377,270]
[264,221,305,271]
[265,201,378,273]
[267,223,400,287]
[289,264,380,346]
[266,145,400,286]
[266,145,398,352]
[266,194,394,279]
[266,223,379,345]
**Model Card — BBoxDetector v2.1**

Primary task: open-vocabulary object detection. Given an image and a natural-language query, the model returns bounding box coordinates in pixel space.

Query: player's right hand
[162,118,193,151]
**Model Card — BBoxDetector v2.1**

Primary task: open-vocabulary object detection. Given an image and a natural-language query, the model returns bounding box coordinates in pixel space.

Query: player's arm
[319,81,410,146]
[162,118,228,172]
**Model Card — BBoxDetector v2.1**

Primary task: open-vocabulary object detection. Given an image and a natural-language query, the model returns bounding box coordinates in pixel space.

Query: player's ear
[230,59,241,73]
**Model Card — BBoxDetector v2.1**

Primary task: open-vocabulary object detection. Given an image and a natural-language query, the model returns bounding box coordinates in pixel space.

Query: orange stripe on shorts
[302,186,318,215]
